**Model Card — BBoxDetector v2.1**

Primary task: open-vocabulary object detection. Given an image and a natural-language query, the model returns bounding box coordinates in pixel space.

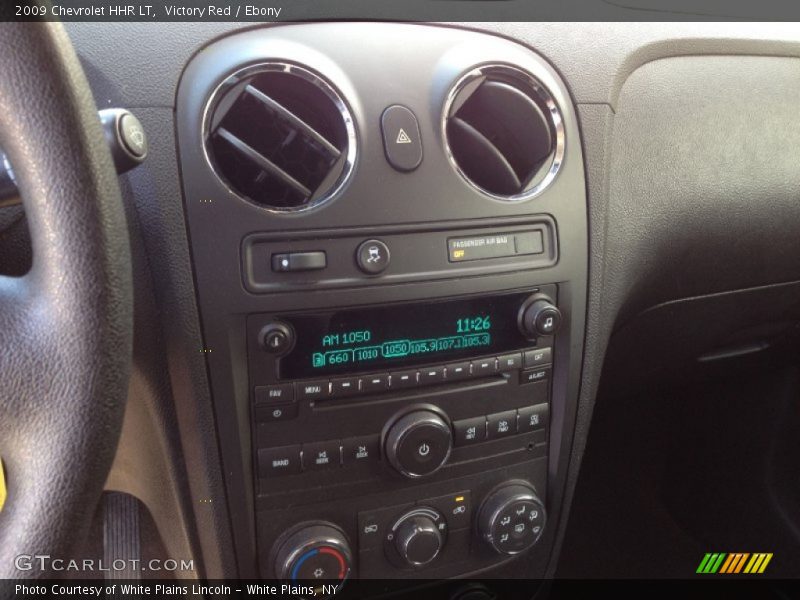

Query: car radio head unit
[276,291,540,379]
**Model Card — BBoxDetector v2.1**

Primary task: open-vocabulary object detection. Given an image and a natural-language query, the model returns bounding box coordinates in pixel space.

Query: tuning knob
[518,295,562,339]
[478,483,546,555]
[384,410,452,478]
[386,507,447,568]
[272,523,352,587]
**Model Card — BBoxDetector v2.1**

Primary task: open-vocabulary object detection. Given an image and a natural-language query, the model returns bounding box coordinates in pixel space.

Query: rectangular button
[520,368,550,385]
[514,231,544,255]
[518,404,549,433]
[446,362,471,381]
[453,416,487,446]
[331,377,360,398]
[258,445,301,478]
[418,365,446,385]
[255,403,298,423]
[426,491,472,530]
[487,410,517,439]
[497,352,522,372]
[302,441,341,471]
[342,435,380,466]
[296,380,330,401]
[360,373,389,394]
[472,357,497,377]
[254,384,295,405]
[272,251,327,272]
[523,347,552,368]
[390,370,418,389]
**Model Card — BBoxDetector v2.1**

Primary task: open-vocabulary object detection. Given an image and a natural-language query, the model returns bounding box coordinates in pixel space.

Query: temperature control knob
[518,295,562,339]
[386,507,447,568]
[384,410,452,478]
[273,523,352,588]
[478,483,546,555]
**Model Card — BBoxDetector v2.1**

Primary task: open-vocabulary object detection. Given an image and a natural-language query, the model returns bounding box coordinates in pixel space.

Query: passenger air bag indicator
[448,231,543,262]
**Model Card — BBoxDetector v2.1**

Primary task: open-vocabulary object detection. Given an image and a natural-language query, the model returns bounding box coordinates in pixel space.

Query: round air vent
[444,64,564,201]
[204,63,356,212]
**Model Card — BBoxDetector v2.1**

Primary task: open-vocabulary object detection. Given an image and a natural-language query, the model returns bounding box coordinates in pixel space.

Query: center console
[176,22,588,590]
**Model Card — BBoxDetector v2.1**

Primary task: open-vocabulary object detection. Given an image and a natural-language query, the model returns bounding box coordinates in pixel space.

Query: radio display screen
[279,291,533,379]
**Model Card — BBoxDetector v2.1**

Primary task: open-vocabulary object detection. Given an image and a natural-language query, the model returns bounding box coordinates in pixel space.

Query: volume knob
[384,410,452,478]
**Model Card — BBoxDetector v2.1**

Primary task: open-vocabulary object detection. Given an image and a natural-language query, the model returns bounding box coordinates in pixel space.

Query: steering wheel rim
[0,22,132,577]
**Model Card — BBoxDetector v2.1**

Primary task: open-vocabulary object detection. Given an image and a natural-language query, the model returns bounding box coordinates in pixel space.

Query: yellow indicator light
[0,459,6,513]
[453,250,465,258]
[455,496,464,503]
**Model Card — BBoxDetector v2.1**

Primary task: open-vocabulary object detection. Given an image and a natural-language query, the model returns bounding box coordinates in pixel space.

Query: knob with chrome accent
[478,482,546,555]
[518,294,562,339]
[384,410,452,478]
[272,523,352,588]
[386,507,447,568]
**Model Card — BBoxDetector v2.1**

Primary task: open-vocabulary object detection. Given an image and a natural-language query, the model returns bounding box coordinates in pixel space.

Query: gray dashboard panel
[62,21,800,578]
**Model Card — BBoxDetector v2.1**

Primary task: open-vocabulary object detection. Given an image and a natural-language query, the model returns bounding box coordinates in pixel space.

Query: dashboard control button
[387,507,446,568]
[426,491,472,530]
[487,410,517,439]
[331,377,360,398]
[259,321,295,354]
[273,523,352,587]
[478,483,546,555]
[445,361,471,380]
[385,410,452,478]
[418,365,446,385]
[254,384,295,405]
[356,239,390,275]
[497,352,522,372]
[342,435,380,466]
[520,368,549,385]
[381,105,423,172]
[272,251,327,273]
[296,380,330,401]
[518,404,549,433]
[360,373,389,394]
[472,357,497,376]
[390,370,418,389]
[453,416,487,446]
[258,445,302,478]
[519,295,562,338]
[302,441,341,471]
[523,347,552,368]
[255,403,298,423]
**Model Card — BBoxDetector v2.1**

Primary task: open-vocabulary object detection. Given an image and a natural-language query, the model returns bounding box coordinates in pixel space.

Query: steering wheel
[0,23,133,576]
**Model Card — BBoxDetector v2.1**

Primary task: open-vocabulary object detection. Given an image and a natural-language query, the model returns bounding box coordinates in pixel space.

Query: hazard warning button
[381,105,423,172]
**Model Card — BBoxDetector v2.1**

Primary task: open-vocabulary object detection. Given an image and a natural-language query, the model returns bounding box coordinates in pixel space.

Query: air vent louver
[206,64,355,211]
[444,65,563,201]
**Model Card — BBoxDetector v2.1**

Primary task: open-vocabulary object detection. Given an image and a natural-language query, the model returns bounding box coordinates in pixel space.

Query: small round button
[356,239,390,274]
[118,113,148,158]
[259,321,295,355]
[518,295,562,339]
